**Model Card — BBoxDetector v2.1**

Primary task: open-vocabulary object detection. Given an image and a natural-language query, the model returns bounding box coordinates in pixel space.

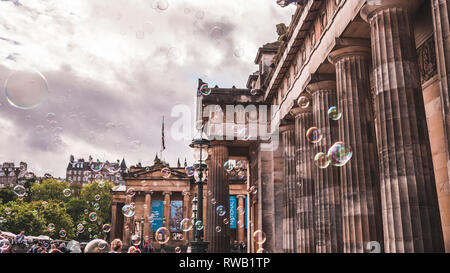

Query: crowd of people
[231,240,247,253]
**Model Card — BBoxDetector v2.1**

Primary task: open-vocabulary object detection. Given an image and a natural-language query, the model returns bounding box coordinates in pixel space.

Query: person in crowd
[109,239,123,253]
[0,230,4,240]
[49,244,62,253]
[58,242,67,253]
[15,231,25,248]
[232,240,239,253]
[148,239,154,253]
[127,246,137,253]
[0,239,11,253]
[239,241,246,253]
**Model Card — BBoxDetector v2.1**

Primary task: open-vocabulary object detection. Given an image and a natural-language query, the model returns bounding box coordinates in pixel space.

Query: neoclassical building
[110,156,248,250]
[197,0,450,253]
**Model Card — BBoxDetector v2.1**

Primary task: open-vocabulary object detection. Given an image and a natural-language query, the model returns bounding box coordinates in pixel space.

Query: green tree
[65,198,86,225]
[31,200,75,239]
[30,179,70,202]
[0,186,17,204]
[0,201,46,236]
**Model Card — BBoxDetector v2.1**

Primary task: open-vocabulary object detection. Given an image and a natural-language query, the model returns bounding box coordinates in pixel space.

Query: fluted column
[362,0,445,252]
[111,203,117,241]
[163,191,171,229]
[280,123,297,253]
[123,195,132,246]
[431,0,450,252]
[237,195,246,244]
[144,192,152,242]
[328,46,384,252]
[206,144,230,253]
[307,80,343,253]
[291,103,315,253]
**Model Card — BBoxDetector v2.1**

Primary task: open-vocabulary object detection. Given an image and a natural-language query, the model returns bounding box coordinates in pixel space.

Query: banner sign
[170,200,183,232]
[151,200,164,232]
[230,195,237,229]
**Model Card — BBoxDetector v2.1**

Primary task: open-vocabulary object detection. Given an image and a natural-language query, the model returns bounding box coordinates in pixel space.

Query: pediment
[127,167,188,180]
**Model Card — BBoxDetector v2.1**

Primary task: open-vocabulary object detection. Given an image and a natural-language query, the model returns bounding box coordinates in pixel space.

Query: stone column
[163,191,171,229]
[144,192,152,242]
[111,203,117,241]
[328,45,384,253]
[307,80,343,253]
[206,144,230,253]
[183,191,192,242]
[280,123,297,253]
[431,0,450,252]
[123,195,132,246]
[291,104,315,253]
[362,0,445,252]
[237,195,246,244]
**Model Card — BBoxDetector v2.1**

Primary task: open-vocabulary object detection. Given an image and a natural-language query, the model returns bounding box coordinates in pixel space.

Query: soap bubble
[215,226,222,232]
[77,224,85,233]
[185,166,195,177]
[48,223,55,231]
[161,168,171,178]
[216,205,226,216]
[253,230,266,244]
[298,96,310,108]
[210,26,223,40]
[127,188,135,197]
[5,69,48,109]
[211,198,216,205]
[199,83,211,96]
[180,218,194,232]
[131,234,141,246]
[63,188,71,197]
[327,142,353,167]
[155,227,170,244]
[122,205,135,217]
[175,246,182,253]
[224,160,235,173]
[314,152,331,169]
[195,220,204,230]
[13,185,26,197]
[59,230,67,238]
[328,106,342,121]
[306,127,323,143]
[89,212,98,222]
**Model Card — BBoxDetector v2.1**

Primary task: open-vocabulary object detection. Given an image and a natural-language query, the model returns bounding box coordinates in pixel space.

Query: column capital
[279,123,295,133]
[361,0,422,22]
[306,80,336,94]
[163,191,172,196]
[328,45,371,65]
[236,194,246,200]
[145,190,154,196]
[182,191,191,197]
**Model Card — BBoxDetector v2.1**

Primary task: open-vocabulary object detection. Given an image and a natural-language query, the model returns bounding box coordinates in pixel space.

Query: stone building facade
[110,156,248,251]
[66,155,127,185]
[196,0,450,253]
[0,162,28,188]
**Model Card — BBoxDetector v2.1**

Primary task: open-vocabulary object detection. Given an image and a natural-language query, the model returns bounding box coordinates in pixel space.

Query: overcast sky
[0,0,295,177]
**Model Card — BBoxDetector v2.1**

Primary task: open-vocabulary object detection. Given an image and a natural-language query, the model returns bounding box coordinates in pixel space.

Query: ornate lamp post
[188,125,210,253]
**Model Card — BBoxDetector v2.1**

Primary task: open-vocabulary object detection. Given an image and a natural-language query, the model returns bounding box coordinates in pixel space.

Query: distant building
[66,155,127,185]
[0,162,28,188]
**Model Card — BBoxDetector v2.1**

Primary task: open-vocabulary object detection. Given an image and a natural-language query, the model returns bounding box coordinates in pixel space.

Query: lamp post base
[189,241,210,253]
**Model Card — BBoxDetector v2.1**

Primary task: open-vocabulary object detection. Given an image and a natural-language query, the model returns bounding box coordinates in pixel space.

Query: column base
[189,241,210,253]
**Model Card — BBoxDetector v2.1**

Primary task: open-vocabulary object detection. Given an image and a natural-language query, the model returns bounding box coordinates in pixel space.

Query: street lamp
[188,125,210,253]
[140,216,144,250]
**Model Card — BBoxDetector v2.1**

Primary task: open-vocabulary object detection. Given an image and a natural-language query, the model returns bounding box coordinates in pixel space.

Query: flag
[161,116,166,151]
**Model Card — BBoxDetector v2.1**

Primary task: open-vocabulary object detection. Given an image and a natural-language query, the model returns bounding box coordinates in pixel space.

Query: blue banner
[245,195,247,229]
[230,195,237,229]
[151,201,164,232]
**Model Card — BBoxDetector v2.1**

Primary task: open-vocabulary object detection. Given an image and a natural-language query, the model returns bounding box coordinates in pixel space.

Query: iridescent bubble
[67,240,81,253]
[328,106,342,121]
[216,205,226,216]
[3,207,11,215]
[256,248,267,253]
[46,112,56,121]
[5,69,48,109]
[95,194,101,201]
[327,142,353,167]
[48,223,55,231]
[195,220,204,230]
[32,210,37,216]
[314,152,330,169]
[0,217,6,224]
[223,218,229,225]
[84,209,89,215]
[223,160,235,173]
[237,128,250,140]
[161,168,171,179]
[98,180,105,188]
[185,166,195,177]
[215,226,222,232]
[42,201,48,207]
[234,48,245,58]
[103,224,111,233]
[199,83,211,96]
[298,95,310,108]
[157,0,169,10]
[122,205,135,217]
[211,198,216,205]
[155,227,170,244]
[238,220,244,228]
[210,26,223,40]
[127,188,135,197]
[180,218,194,232]
[89,212,98,222]
[237,170,246,179]
[131,234,141,246]
[59,230,67,238]
[63,188,71,197]
[306,127,323,144]
[93,203,100,210]
[13,185,26,197]
[250,89,258,96]
[77,224,85,233]
[90,161,104,172]
[175,246,182,253]
[253,230,266,244]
